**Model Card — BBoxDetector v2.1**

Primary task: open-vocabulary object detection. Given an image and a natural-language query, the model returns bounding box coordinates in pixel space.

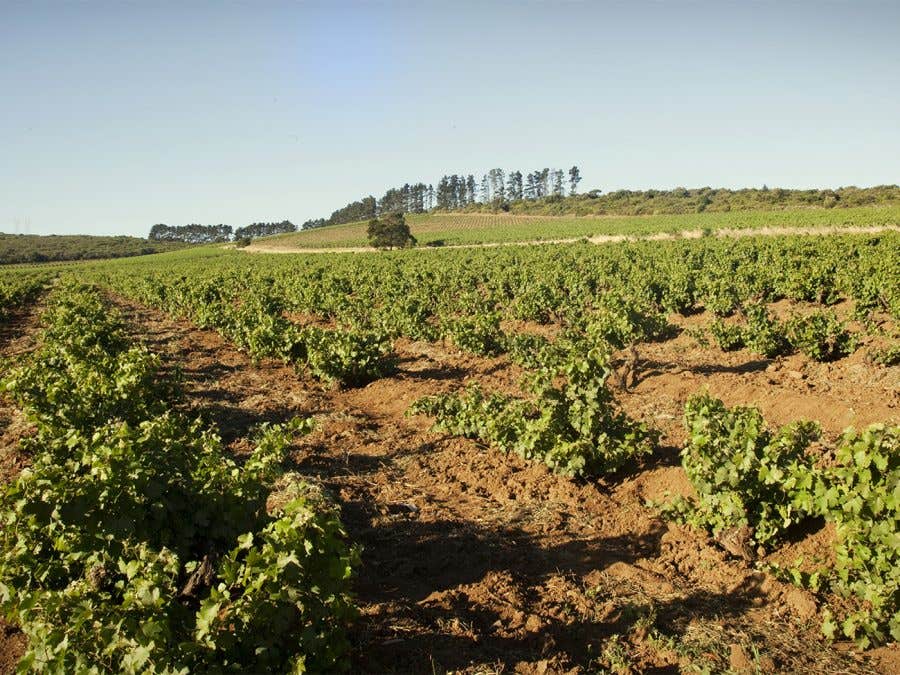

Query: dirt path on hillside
[101,296,898,674]
[244,224,900,255]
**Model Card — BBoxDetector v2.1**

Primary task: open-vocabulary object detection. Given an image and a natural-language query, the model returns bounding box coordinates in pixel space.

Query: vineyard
[254,204,900,249]
[0,230,898,672]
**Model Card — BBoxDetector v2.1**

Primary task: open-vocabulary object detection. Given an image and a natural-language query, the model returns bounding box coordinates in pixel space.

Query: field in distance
[252,204,900,250]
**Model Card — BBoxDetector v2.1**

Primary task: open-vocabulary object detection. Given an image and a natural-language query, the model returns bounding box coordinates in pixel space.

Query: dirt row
[0,305,45,674]
[245,224,900,255]
[119,298,897,672]
[1,295,897,673]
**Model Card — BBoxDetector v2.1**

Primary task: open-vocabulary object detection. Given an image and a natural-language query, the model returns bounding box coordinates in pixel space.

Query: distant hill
[253,203,900,250]
[0,233,190,265]
[484,184,900,217]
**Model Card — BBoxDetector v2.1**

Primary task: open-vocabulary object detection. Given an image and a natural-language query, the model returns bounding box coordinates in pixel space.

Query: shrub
[709,319,745,351]
[812,425,899,647]
[443,311,505,356]
[868,344,900,366]
[667,393,820,550]
[412,347,654,477]
[299,326,395,387]
[742,303,791,358]
[664,393,899,647]
[786,311,856,361]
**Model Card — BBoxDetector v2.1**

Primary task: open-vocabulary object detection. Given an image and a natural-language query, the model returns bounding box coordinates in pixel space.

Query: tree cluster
[149,221,296,243]
[233,221,296,239]
[301,166,583,230]
[149,224,234,244]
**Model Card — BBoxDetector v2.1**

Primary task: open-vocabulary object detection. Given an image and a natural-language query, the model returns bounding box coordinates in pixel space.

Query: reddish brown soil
[102,297,895,674]
[620,307,897,450]
[1,295,896,673]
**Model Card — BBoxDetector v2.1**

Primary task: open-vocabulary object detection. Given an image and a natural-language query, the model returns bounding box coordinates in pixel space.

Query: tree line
[149,221,296,244]
[300,166,582,230]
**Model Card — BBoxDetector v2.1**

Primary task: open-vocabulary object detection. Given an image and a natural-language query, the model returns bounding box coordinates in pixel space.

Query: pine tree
[552,170,565,196]
[466,175,476,204]
[436,176,451,209]
[568,166,582,195]
[538,168,550,198]
[525,173,536,199]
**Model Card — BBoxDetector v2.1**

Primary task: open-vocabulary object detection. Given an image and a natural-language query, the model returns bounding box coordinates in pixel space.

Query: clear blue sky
[2,1,898,236]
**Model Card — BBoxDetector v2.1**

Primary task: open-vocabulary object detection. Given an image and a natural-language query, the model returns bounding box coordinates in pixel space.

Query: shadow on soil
[633,357,770,387]
[344,513,765,673]
[288,435,764,674]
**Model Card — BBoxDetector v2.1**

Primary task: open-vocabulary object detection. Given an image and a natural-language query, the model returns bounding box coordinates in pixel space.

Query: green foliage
[786,311,857,362]
[670,393,820,548]
[0,271,50,318]
[508,282,559,323]
[366,213,417,250]
[271,195,900,249]
[195,478,358,672]
[698,277,740,316]
[742,303,791,358]
[443,311,504,356]
[811,426,899,647]
[781,261,840,305]
[410,383,528,452]
[709,307,858,362]
[667,394,899,647]
[584,293,670,349]
[706,302,784,354]
[412,347,654,477]
[101,274,396,388]
[2,285,175,431]
[0,232,188,265]
[0,285,358,673]
[505,332,553,369]
[299,326,394,387]
[72,231,896,373]
[708,319,745,351]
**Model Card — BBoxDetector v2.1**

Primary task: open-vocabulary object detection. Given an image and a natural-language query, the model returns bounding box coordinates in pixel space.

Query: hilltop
[0,233,190,265]
[251,203,900,251]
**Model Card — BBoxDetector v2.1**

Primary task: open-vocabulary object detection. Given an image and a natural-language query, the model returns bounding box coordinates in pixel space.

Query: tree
[148,224,169,241]
[367,213,417,250]
[488,168,505,204]
[538,168,550,197]
[568,166,582,195]
[301,218,326,230]
[506,171,523,201]
[448,175,460,208]
[552,170,565,196]
[524,173,537,199]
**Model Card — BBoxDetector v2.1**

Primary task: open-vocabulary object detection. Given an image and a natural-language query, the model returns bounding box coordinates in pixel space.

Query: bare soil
[1,295,897,673]
[116,297,896,673]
